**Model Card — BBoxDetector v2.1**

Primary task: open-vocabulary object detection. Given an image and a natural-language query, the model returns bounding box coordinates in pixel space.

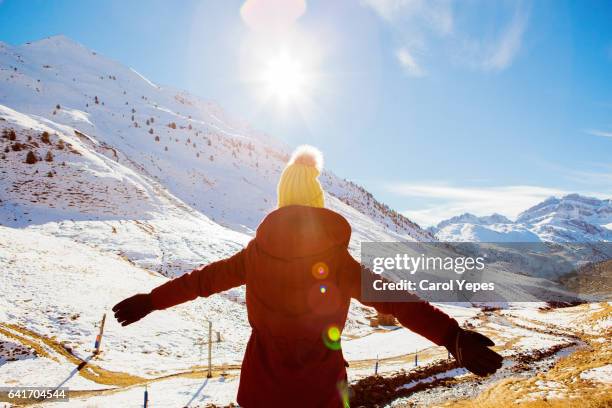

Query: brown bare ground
[440,303,612,408]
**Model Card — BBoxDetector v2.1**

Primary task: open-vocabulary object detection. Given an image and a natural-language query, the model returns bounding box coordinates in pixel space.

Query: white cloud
[585,129,612,138]
[363,1,529,73]
[386,183,570,226]
[361,0,453,76]
[482,7,529,71]
[362,0,453,34]
[396,47,426,76]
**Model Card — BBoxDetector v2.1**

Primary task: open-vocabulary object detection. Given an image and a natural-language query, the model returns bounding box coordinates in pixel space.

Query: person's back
[113,146,502,407]
[239,205,354,406]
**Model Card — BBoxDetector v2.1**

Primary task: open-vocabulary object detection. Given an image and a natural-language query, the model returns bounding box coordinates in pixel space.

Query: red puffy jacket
[150,206,459,407]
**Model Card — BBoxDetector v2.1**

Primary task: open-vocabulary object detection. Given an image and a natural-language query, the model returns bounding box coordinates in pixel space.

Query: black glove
[112,293,154,326]
[447,328,503,376]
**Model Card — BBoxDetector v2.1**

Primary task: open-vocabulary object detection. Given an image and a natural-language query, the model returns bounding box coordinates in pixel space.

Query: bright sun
[261,53,309,105]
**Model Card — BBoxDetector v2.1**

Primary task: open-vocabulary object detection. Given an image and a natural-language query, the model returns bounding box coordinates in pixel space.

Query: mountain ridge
[430,194,611,242]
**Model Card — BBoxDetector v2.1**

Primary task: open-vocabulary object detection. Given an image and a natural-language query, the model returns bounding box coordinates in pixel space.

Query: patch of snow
[580,364,612,384]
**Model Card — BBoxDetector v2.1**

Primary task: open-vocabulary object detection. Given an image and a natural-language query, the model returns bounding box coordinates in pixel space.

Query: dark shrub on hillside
[41,131,51,144]
[45,151,53,162]
[26,151,37,164]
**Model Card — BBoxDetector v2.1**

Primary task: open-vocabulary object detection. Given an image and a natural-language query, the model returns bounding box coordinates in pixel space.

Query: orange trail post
[94,313,106,356]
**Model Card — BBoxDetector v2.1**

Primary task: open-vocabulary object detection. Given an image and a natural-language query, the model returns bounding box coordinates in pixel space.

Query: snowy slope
[0,35,431,245]
[0,226,251,382]
[0,226,477,391]
[0,105,249,276]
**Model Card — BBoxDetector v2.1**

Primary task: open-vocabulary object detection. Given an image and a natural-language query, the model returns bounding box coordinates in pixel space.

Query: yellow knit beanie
[277,145,325,208]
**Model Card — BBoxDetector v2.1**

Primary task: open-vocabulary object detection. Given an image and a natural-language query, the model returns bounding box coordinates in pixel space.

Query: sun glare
[241,30,324,113]
[261,53,309,104]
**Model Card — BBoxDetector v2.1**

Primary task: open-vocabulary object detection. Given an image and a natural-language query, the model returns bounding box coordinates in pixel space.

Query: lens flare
[312,261,329,280]
[327,326,340,342]
[320,285,327,294]
[322,324,342,350]
[337,380,350,408]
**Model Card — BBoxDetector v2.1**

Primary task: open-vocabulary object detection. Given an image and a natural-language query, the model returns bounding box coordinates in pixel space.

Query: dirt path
[0,321,244,406]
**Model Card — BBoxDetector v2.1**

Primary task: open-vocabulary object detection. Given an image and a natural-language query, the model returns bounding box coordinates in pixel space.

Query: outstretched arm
[345,253,459,346]
[345,253,502,376]
[113,244,248,326]
[150,246,247,310]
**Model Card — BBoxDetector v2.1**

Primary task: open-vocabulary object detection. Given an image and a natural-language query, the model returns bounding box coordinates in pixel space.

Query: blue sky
[0,0,611,226]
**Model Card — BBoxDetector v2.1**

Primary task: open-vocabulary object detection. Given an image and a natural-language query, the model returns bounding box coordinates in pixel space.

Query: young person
[113,146,502,407]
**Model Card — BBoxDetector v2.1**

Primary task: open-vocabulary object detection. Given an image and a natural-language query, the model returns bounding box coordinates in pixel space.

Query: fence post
[207,320,212,378]
[94,313,106,356]
[374,354,379,375]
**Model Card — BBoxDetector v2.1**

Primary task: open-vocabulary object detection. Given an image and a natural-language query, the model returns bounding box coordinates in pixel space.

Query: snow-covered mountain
[430,194,612,243]
[517,194,612,242]
[0,35,431,269]
[433,213,512,230]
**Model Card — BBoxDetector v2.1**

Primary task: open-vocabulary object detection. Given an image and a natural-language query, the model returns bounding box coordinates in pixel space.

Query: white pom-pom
[288,145,324,171]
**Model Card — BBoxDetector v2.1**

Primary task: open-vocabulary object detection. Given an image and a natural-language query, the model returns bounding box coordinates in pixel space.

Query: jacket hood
[256,206,351,259]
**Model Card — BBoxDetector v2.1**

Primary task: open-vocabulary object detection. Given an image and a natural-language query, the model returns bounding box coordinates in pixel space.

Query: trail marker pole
[414,352,418,367]
[207,320,212,378]
[94,313,106,356]
[374,354,379,376]
[143,384,148,408]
